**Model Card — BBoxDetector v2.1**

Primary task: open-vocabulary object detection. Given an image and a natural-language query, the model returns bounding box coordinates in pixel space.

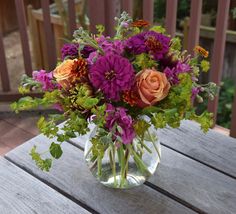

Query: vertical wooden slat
[68,0,76,38]
[143,0,154,24]
[187,0,202,55]
[207,0,230,125]
[88,0,105,34]
[15,0,32,76]
[41,0,57,70]
[0,29,10,92]
[165,0,178,37]
[27,5,43,69]
[104,0,117,36]
[121,0,133,16]
[230,91,236,138]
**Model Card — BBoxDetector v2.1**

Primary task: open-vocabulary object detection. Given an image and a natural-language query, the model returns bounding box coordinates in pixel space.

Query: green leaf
[81,97,99,109]
[49,142,63,159]
[30,146,52,171]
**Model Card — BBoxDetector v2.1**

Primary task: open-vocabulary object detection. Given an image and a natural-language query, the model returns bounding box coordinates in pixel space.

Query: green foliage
[63,111,89,135]
[37,116,59,138]
[200,60,210,72]
[30,146,52,172]
[217,78,235,128]
[133,53,157,70]
[150,25,166,34]
[170,37,182,51]
[186,110,213,133]
[96,24,105,36]
[134,119,151,138]
[11,90,60,113]
[49,142,63,159]
[91,104,107,127]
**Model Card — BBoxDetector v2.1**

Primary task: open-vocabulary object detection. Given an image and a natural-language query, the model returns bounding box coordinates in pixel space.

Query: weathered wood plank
[157,120,236,178]
[149,146,236,214]
[69,125,236,214]
[0,157,90,214]
[5,135,195,214]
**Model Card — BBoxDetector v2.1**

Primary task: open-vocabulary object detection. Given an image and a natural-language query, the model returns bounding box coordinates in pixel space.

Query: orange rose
[53,58,87,88]
[136,68,170,107]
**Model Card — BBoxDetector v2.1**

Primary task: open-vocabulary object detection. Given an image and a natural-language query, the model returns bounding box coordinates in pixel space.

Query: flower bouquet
[12,12,217,188]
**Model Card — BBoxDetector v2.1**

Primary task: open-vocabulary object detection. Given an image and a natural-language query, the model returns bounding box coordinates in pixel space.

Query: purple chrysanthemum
[89,54,135,101]
[61,43,95,60]
[164,61,191,85]
[126,31,170,59]
[105,104,135,144]
[33,70,58,91]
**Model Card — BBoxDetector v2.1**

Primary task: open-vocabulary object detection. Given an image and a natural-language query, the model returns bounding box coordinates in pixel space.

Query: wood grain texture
[5,135,195,214]
[157,120,236,179]
[0,157,90,214]
[149,146,236,214]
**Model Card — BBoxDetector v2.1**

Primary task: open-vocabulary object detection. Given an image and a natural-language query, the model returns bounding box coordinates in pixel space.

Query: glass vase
[84,125,161,189]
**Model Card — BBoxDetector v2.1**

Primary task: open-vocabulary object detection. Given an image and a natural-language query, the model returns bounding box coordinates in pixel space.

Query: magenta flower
[105,104,135,144]
[191,87,200,102]
[33,70,58,91]
[89,54,135,101]
[164,61,191,85]
[97,36,125,55]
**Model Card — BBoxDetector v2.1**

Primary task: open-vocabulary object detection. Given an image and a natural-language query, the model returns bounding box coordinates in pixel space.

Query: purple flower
[89,54,135,101]
[126,32,147,54]
[164,61,191,85]
[61,43,79,60]
[126,31,170,59]
[87,51,99,65]
[81,45,96,58]
[33,70,58,91]
[105,104,135,144]
[97,36,125,55]
[61,43,95,60]
[191,87,200,102]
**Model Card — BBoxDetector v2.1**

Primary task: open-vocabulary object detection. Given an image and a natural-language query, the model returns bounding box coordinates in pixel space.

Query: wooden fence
[0,0,235,137]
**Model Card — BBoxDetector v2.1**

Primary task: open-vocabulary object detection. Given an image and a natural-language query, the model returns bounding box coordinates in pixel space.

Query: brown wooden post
[41,0,57,70]
[187,0,202,55]
[88,0,105,34]
[0,29,10,92]
[207,0,230,125]
[104,0,117,36]
[15,0,33,76]
[165,0,178,37]
[230,90,236,138]
[143,0,154,24]
[68,0,76,38]
[121,0,133,16]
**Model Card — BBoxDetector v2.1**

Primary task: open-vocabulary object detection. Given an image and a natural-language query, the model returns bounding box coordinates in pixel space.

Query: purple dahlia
[126,31,170,60]
[89,54,135,101]
[105,104,135,144]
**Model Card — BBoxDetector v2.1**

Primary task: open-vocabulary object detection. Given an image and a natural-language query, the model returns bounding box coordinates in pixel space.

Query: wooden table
[1,120,236,214]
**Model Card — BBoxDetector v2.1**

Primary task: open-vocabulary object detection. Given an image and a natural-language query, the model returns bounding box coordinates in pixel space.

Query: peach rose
[53,59,78,88]
[136,68,170,107]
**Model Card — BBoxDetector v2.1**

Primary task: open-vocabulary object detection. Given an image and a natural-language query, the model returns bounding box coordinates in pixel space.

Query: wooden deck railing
[0,0,235,137]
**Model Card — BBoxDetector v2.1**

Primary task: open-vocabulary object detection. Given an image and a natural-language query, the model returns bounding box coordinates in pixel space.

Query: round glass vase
[84,125,161,189]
